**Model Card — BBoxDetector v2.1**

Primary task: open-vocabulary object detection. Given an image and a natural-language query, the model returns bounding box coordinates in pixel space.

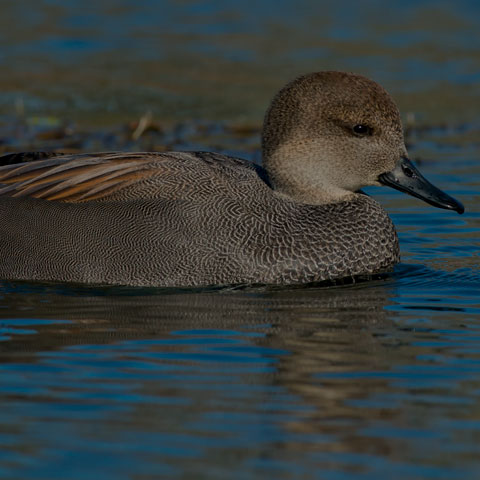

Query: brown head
[261,71,463,214]
[262,71,406,204]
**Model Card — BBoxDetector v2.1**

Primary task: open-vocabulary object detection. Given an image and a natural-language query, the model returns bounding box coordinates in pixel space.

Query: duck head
[262,71,464,214]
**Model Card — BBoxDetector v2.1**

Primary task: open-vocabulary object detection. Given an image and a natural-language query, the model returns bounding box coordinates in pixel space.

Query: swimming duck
[0,71,463,287]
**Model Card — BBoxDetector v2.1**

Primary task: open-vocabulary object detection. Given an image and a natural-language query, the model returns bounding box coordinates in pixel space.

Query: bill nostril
[402,165,414,177]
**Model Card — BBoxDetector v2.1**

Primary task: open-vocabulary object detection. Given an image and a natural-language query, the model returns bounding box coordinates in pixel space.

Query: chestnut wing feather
[0,152,160,202]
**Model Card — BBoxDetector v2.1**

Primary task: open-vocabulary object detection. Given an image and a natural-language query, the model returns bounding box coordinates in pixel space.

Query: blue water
[1,2,480,479]
[0,133,478,480]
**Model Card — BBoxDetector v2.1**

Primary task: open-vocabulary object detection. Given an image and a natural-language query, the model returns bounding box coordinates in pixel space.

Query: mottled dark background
[1,0,480,126]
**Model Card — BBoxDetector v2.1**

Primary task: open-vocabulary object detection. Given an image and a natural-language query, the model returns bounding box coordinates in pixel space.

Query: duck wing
[0,152,172,202]
[0,151,269,203]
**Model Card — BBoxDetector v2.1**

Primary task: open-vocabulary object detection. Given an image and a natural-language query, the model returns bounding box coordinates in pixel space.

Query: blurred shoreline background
[1,0,479,132]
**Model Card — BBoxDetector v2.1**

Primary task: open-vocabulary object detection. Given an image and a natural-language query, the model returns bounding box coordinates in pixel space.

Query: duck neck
[262,145,356,206]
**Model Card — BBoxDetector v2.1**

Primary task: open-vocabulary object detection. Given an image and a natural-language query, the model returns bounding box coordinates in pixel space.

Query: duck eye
[352,124,372,136]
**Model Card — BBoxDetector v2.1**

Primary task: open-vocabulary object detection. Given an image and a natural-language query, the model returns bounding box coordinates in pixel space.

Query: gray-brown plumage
[0,72,463,287]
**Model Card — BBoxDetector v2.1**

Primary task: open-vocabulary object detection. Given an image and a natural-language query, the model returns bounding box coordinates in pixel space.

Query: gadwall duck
[0,71,463,287]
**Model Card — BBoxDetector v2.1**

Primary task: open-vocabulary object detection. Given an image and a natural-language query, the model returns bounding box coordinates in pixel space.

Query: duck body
[0,71,462,287]
[0,151,398,287]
